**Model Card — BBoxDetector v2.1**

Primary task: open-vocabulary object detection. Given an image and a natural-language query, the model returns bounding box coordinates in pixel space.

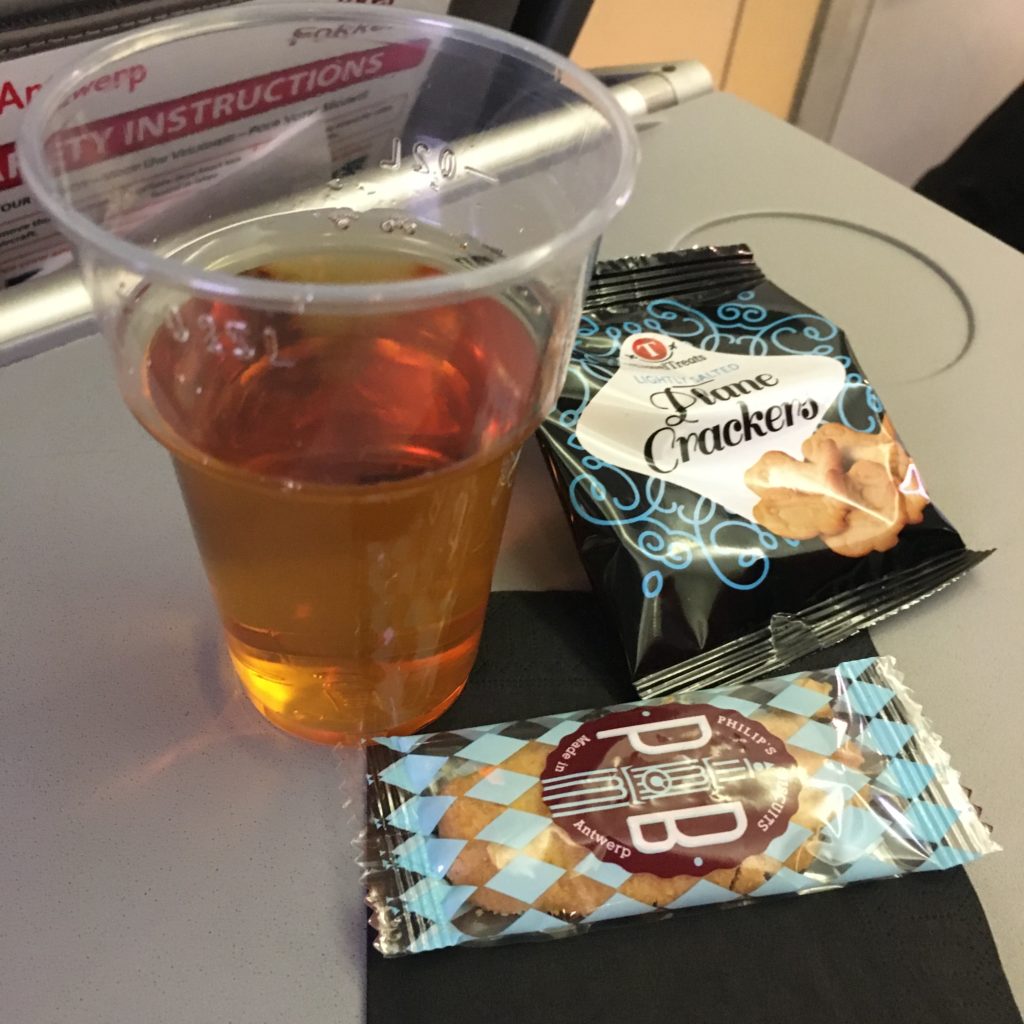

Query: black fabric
[916,82,1024,254]
[367,591,1021,1024]
[0,1,255,60]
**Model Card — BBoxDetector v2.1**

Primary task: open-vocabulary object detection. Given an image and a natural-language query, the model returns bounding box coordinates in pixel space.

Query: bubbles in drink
[330,208,357,230]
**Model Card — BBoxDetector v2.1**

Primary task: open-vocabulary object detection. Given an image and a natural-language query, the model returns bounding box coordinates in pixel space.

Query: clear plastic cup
[19,3,637,744]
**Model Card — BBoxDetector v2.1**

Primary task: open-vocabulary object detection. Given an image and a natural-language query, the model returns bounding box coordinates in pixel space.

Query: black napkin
[367,592,1021,1024]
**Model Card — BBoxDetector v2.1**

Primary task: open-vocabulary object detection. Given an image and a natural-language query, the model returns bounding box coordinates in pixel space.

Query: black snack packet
[536,246,989,697]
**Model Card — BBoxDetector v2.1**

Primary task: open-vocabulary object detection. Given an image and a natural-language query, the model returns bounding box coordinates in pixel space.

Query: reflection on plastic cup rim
[18,2,638,312]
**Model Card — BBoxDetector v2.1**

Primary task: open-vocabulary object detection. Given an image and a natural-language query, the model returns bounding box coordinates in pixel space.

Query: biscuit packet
[535,246,989,697]
[363,657,997,954]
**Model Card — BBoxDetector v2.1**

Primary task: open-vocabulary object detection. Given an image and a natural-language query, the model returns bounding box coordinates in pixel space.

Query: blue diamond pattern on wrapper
[456,733,529,766]
[393,837,467,880]
[876,757,936,799]
[465,768,536,805]
[475,809,551,850]
[840,855,901,885]
[486,856,566,904]
[583,893,654,923]
[574,853,633,889]
[363,657,999,955]
[861,719,917,757]
[379,753,449,794]
[666,877,739,909]
[749,866,818,899]
[535,718,587,746]
[787,719,842,756]
[817,806,890,865]
[764,822,813,862]
[920,845,984,871]
[811,759,870,796]
[845,679,896,718]
[704,694,762,718]
[905,801,962,844]
[767,683,832,717]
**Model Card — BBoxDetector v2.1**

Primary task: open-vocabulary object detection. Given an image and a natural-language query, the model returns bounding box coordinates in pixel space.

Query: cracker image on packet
[535,246,990,695]
[364,658,998,954]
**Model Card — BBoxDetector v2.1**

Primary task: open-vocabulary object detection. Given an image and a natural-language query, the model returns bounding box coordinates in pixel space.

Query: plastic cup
[19,3,637,744]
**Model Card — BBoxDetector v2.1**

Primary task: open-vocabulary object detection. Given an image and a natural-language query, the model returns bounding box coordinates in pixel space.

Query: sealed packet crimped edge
[536,245,991,694]
[362,656,998,956]
[637,549,991,697]
[865,658,998,862]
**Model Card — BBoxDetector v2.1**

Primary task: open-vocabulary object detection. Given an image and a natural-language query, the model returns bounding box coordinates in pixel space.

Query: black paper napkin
[367,592,1021,1024]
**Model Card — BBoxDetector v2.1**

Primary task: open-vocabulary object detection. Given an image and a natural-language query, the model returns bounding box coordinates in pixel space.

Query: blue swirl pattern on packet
[364,658,997,955]
[535,246,989,695]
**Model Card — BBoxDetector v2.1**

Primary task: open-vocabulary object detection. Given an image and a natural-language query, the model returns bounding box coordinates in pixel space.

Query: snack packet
[535,246,989,696]
[364,657,997,954]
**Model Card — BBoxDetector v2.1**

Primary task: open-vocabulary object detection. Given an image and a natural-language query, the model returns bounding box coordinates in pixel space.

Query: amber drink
[141,217,546,741]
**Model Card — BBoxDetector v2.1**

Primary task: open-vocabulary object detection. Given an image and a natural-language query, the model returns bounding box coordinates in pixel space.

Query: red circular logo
[630,336,670,362]
[541,704,799,878]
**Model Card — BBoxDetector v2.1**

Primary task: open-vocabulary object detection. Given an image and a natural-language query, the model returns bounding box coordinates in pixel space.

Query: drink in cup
[143,220,545,742]
[19,4,637,742]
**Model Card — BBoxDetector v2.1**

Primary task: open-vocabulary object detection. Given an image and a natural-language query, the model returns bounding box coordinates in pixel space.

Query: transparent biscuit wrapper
[363,657,998,955]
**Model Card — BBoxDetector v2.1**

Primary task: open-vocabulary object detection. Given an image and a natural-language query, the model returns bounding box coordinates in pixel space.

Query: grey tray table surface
[2,92,1021,1022]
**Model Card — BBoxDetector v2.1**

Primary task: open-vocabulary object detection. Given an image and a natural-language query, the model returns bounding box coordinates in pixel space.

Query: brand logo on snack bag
[540,704,799,877]
[576,332,845,521]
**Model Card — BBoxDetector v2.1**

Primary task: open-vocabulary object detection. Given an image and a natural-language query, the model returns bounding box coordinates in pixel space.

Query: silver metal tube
[0,62,711,366]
